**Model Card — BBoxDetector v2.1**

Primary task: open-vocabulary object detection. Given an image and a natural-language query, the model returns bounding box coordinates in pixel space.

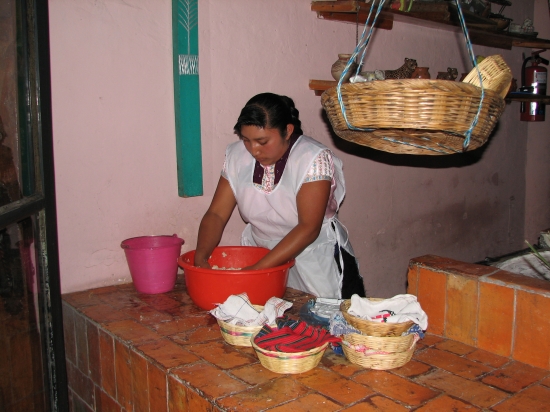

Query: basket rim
[250,337,329,359]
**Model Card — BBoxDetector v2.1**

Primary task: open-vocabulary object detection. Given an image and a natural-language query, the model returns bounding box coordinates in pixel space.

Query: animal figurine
[383,58,418,79]
[436,67,458,81]
[358,69,385,82]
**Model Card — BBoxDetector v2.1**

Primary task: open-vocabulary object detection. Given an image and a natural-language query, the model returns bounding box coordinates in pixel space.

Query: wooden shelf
[311,1,550,50]
[309,79,550,104]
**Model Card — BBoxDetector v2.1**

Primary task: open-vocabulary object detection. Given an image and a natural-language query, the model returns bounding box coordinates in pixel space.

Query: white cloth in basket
[348,294,428,330]
[210,293,292,326]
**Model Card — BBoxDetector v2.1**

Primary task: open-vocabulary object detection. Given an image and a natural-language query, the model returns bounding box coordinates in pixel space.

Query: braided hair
[233,93,303,138]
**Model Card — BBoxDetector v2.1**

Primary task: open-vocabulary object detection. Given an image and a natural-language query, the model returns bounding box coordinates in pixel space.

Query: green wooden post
[172,0,203,197]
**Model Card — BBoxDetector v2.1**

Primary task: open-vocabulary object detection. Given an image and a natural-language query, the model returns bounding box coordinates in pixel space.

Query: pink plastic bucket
[121,234,184,294]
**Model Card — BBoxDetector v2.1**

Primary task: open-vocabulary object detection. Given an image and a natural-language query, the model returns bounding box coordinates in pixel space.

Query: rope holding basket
[321,0,512,155]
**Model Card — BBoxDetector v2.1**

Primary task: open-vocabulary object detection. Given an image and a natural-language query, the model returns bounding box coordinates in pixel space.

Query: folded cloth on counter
[209,293,292,326]
[254,317,341,353]
[348,294,428,330]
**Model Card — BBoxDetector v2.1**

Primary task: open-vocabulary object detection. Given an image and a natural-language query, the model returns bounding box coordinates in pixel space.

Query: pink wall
[49,0,550,297]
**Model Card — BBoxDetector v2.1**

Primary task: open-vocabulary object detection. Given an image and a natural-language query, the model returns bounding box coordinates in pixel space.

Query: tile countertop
[62,276,550,412]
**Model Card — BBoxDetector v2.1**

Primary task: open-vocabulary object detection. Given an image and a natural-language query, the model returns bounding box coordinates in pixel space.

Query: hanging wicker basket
[322,55,511,155]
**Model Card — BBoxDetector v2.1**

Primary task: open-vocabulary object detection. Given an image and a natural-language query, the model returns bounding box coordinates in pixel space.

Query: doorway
[0,0,68,411]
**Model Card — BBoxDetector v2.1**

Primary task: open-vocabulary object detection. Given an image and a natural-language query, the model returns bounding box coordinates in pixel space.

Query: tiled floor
[62,278,550,411]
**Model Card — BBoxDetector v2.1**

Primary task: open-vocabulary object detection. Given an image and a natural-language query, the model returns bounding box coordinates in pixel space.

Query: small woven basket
[251,335,329,374]
[462,55,512,99]
[217,305,271,347]
[340,299,414,337]
[341,335,416,370]
[321,55,510,155]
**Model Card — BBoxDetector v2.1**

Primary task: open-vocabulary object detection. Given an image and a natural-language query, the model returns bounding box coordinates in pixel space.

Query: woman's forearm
[194,212,226,267]
[250,223,321,269]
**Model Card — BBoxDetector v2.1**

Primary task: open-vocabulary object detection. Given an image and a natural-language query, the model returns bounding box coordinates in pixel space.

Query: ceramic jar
[331,54,358,82]
[411,67,431,79]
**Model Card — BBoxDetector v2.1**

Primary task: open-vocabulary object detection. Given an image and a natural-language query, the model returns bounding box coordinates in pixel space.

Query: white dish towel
[348,294,428,330]
[209,292,292,326]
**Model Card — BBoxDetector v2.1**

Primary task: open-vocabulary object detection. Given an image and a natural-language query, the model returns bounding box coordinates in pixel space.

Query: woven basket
[462,55,512,99]
[321,55,510,155]
[340,299,414,337]
[216,305,271,347]
[251,335,328,374]
[341,337,415,370]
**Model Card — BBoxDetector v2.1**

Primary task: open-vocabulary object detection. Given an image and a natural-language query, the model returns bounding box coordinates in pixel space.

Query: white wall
[49,0,550,297]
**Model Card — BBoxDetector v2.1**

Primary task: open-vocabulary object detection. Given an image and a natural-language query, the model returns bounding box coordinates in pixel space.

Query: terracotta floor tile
[96,291,145,311]
[130,350,149,412]
[94,387,122,412]
[80,304,131,324]
[216,376,309,411]
[412,255,497,278]
[171,362,249,400]
[98,329,116,398]
[492,385,550,412]
[296,367,373,404]
[464,348,510,368]
[185,341,257,370]
[62,304,77,365]
[435,339,476,356]
[122,305,174,325]
[321,352,365,378]
[446,273,478,346]
[417,334,444,349]
[414,348,492,380]
[74,313,89,374]
[417,268,447,336]
[229,363,281,386]
[62,290,105,309]
[103,319,162,345]
[513,290,550,370]
[267,393,342,412]
[353,370,439,406]
[136,338,199,369]
[542,376,550,388]
[114,340,133,411]
[414,394,481,411]
[477,282,514,357]
[481,361,550,393]
[340,395,409,411]
[148,363,168,412]
[170,324,223,345]
[151,315,211,336]
[390,359,433,378]
[138,294,183,312]
[407,265,419,296]
[167,375,188,411]
[187,388,221,412]
[416,369,508,408]
[86,321,101,383]
[66,361,95,407]
[488,270,550,294]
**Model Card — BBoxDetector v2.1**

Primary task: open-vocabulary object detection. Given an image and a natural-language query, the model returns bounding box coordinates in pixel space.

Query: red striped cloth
[254,318,341,353]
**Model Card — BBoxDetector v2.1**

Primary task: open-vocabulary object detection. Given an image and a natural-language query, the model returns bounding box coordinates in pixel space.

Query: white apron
[224,135,355,298]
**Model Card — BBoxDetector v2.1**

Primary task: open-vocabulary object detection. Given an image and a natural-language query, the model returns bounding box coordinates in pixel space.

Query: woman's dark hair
[233,93,303,138]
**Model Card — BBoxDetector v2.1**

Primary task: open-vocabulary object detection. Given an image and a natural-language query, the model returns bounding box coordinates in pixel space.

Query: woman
[194,93,365,299]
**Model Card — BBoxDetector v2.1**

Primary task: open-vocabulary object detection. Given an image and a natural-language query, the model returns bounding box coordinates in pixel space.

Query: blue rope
[336,0,386,132]
[334,0,485,152]
[453,0,485,150]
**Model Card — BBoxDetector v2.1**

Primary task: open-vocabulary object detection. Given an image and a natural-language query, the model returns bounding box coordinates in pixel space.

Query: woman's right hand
[194,258,212,269]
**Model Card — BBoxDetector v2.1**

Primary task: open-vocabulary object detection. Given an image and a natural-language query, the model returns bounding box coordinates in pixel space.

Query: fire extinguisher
[520,51,548,122]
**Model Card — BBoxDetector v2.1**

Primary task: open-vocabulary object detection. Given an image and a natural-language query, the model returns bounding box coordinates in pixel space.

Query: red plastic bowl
[178,246,294,310]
